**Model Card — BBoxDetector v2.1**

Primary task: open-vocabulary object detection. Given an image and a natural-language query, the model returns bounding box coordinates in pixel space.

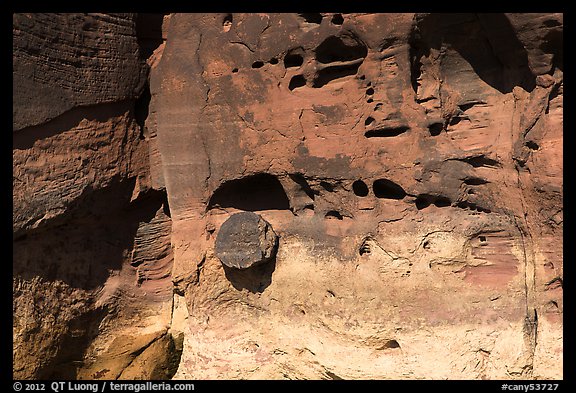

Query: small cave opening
[315,35,368,64]
[479,235,487,243]
[366,87,374,96]
[331,14,344,25]
[463,177,489,185]
[222,14,233,32]
[269,57,279,65]
[364,126,410,138]
[325,210,343,220]
[207,174,290,212]
[289,75,307,91]
[252,61,265,69]
[284,50,304,68]
[379,340,401,350]
[373,179,406,200]
[415,194,452,210]
[365,116,375,126]
[428,122,444,136]
[525,140,540,150]
[298,13,323,24]
[352,180,369,197]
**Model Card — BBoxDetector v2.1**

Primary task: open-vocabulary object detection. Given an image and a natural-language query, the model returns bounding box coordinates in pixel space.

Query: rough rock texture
[13,13,562,380]
[215,212,278,269]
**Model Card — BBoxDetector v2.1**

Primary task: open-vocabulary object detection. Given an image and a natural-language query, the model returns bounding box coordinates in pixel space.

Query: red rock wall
[13,13,562,380]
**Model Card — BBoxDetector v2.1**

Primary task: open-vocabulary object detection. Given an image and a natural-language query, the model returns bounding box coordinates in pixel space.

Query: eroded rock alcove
[13,13,562,380]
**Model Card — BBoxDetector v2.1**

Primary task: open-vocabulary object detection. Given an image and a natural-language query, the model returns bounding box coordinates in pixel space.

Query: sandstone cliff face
[13,13,562,380]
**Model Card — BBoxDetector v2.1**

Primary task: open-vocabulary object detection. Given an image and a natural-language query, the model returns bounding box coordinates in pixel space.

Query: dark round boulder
[214,212,278,269]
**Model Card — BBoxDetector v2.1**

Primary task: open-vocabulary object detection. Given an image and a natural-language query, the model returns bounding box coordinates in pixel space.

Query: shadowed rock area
[13,13,562,380]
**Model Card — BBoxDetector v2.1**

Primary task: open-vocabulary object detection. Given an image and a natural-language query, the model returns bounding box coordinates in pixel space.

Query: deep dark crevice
[284,49,304,68]
[415,194,452,210]
[373,179,406,200]
[352,180,369,197]
[298,13,323,24]
[315,35,368,64]
[136,14,166,61]
[289,173,315,200]
[251,61,264,69]
[365,126,410,138]
[289,75,307,90]
[320,181,335,192]
[456,200,492,213]
[525,140,540,150]
[134,82,151,139]
[463,177,490,185]
[331,14,344,25]
[428,122,444,136]
[540,28,563,71]
[453,155,501,168]
[207,173,290,212]
[312,62,363,88]
[222,14,233,31]
[325,210,343,220]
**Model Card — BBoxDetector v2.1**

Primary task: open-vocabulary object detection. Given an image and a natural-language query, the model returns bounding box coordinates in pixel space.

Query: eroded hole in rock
[222,14,233,32]
[359,238,372,255]
[325,210,343,220]
[315,35,368,64]
[364,126,410,138]
[331,14,344,25]
[365,116,375,126]
[352,180,369,197]
[374,103,383,111]
[373,179,406,200]
[428,122,443,136]
[269,57,279,65]
[366,87,374,95]
[526,140,540,150]
[313,62,363,88]
[284,51,304,68]
[298,13,323,24]
[456,200,491,213]
[463,177,489,185]
[207,173,290,212]
[379,340,401,349]
[232,68,238,73]
[367,98,374,103]
[457,155,501,168]
[289,75,307,91]
[320,181,335,192]
[252,61,265,69]
[479,235,487,243]
[415,194,451,210]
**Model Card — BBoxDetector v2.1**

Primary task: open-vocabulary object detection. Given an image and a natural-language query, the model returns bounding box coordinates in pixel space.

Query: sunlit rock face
[13,13,562,380]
